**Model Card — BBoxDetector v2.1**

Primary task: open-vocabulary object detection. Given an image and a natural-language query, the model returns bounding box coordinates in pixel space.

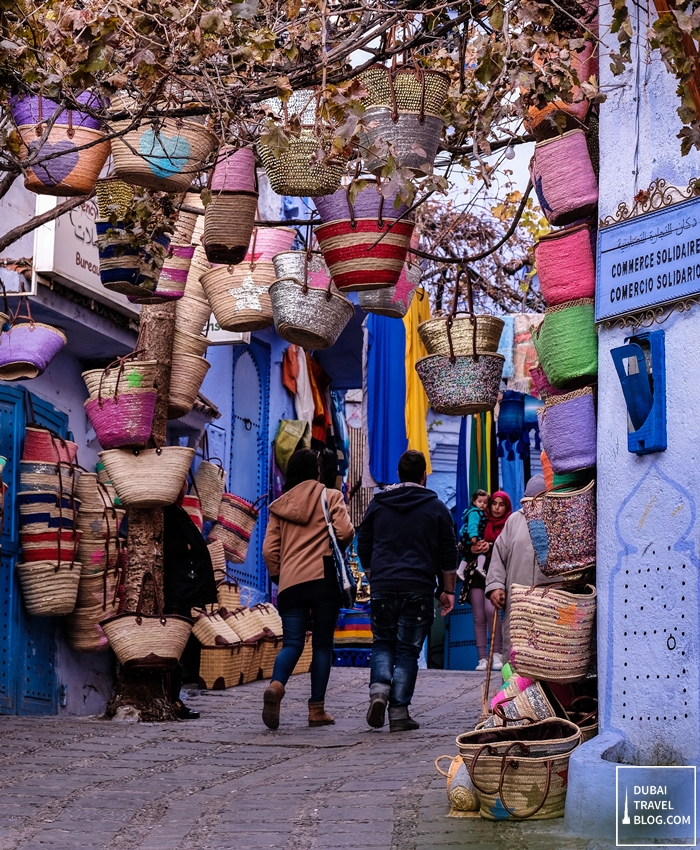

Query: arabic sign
[33,196,138,317]
[597,195,700,322]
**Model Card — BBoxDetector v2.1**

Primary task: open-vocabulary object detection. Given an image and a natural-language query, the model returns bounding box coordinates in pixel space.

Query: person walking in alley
[262,449,354,730]
[357,450,458,732]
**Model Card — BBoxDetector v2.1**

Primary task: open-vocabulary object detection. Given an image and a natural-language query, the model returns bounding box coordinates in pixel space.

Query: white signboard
[204,314,251,346]
[33,196,139,317]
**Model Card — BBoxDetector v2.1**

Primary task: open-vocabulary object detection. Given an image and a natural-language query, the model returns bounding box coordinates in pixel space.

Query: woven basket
[257,130,346,197]
[358,260,419,318]
[127,244,195,304]
[418,314,505,356]
[534,223,596,307]
[74,473,118,511]
[23,427,78,464]
[435,755,479,812]
[76,568,120,609]
[175,291,212,336]
[521,480,596,576]
[85,389,157,450]
[208,539,227,581]
[211,146,257,192]
[313,183,410,225]
[65,604,112,652]
[97,224,170,297]
[182,493,203,531]
[269,277,354,350]
[217,579,241,611]
[202,191,258,265]
[0,322,67,381]
[82,360,157,397]
[99,446,196,508]
[291,631,313,674]
[167,354,211,419]
[530,129,598,226]
[260,634,283,679]
[19,460,80,492]
[244,228,297,262]
[360,64,451,113]
[240,638,264,684]
[173,328,209,359]
[253,603,283,637]
[531,299,598,388]
[529,365,565,401]
[200,263,275,332]
[18,491,80,527]
[16,559,81,616]
[314,219,414,292]
[194,459,226,521]
[111,118,218,193]
[192,608,241,645]
[76,508,125,540]
[538,388,596,475]
[101,610,192,668]
[20,529,81,563]
[198,644,244,689]
[509,583,596,683]
[416,354,505,416]
[220,605,266,641]
[77,537,121,575]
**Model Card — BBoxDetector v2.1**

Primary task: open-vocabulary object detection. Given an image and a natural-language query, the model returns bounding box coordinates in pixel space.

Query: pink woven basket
[529,365,565,401]
[312,183,410,224]
[211,147,256,192]
[315,219,415,291]
[85,390,157,449]
[534,223,596,307]
[529,130,598,226]
[244,228,296,263]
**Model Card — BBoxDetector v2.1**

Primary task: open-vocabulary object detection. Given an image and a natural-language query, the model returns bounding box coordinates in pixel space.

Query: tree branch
[0,193,93,254]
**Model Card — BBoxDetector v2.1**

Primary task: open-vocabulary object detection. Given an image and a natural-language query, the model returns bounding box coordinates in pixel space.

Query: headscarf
[484,491,512,543]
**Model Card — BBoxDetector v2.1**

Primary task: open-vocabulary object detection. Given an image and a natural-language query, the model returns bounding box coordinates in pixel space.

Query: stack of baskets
[82,358,158,450]
[16,428,82,616]
[415,314,506,416]
[202,147,258,265]
[175,212,212,336]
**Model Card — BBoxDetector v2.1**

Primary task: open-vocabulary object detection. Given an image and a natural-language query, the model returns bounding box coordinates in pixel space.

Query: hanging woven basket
[96,224,170,298]
[416,353,505,416]
[111,116,218,193]
[76,507,125,540]
[85,388,157,450]
[76,566,120,608]
[77,537,121,575]
[531,299,598,388]
[99,446,195,508]
[209,493,265,564]
[269,273,354,350]
[167,353,211,419]
[74,474,118,511]
[19,461,81,494]
[20,529,82,563]
[173,328,209,359]
[65,604,112,652]
[82,359,157,398]
[11,93,110,196]
[244,227,296,262]
[313,183,410,224]
[529,365,565,401]
[211,146,257,192]
[194,459,226,522]
[208,539,227,581]
[16,559,81,616]
[23,427,78,464]
[202,191,259,266]
[127,244,195,304]
[359,236,421,318]
[534,223,596,307]
[537,387,597,475]
[175,290,212,337]
[200,262,275,332]
[418,315,505,357]
[0,320,67,381]
[18,491,80,534]
[182,493,203,531]
[530,129,598,226]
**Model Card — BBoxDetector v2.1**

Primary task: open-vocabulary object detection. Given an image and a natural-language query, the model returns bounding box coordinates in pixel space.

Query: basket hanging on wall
[531,299,598,389]
[537,387,597,475]
[534,223,596,307]
[202,147,258,265]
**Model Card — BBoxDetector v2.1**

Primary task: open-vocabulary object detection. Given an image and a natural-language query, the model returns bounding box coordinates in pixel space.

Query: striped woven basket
[509,583,596,683]
[18,491,80,529]
[208,539,227,582]
[16,559,81,616]
[20,529,82,563]
[418,315,505,357]
[127,244,195,304]
[291,632,313,675]
[19,461,81,495]
[167,353,210,419]
[200,263,275,332]
[209,493,263,564]
[99,447,195,509]
[198,645,244,689]
[22,427,78,464]
[182,493,203,531]
[82,360,157,397]
[191,607,241,645]
[76,508,124,541]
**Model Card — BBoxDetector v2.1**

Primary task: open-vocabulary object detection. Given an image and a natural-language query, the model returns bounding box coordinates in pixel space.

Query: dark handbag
[321,488,356,608]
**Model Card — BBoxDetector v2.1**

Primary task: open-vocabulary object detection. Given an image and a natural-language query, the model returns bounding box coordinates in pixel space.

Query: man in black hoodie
[357,450,457,732]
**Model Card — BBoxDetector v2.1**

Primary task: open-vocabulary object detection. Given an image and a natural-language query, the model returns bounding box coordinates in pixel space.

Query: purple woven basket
[313,183,410,224]
[10,92,103,130]
[0,322,67,380]
[85,390,157,449]
[538,388,596,475]
[211,147,256,192]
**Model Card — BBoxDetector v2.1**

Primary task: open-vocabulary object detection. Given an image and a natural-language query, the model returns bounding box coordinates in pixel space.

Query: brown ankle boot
[262,681,285,730]
[308,701,335,726]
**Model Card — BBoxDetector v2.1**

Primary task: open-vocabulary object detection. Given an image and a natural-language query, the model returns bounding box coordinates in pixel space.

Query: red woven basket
[209,493,264,564]
[23,427,78,464]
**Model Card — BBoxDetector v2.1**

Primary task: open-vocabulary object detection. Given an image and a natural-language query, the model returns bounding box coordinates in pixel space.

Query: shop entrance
[0,386,67,715]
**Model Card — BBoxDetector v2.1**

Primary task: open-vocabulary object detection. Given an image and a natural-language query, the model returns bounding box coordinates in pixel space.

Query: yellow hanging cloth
[403,288,432,474]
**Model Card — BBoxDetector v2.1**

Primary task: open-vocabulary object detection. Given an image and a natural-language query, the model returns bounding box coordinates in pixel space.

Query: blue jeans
[369,592,434,707]
[271,592,340,703]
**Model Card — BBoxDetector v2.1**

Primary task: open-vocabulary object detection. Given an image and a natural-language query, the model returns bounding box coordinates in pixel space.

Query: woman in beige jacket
[261,449,354,730]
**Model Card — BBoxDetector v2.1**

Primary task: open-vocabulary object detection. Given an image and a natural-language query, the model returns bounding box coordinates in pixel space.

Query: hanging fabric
[366,313,408,485]
[497,315,515,379]
[501,451,525,507]
[456,416,471,530]
[294,347,315,429]
[469,416,480,499]
[403,288,432,474]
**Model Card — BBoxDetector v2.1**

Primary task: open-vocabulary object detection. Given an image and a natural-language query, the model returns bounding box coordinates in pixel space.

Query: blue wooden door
[0,386,67,715]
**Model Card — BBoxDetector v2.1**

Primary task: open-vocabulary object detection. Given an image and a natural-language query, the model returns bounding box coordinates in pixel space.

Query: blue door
[0,386,68,715]
[229,340,270,591]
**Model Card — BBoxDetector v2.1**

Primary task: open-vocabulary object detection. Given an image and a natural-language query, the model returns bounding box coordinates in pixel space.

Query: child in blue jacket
[456,489,489,580]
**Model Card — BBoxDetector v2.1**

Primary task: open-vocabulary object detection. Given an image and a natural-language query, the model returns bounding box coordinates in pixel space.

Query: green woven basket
[531,299,597,389]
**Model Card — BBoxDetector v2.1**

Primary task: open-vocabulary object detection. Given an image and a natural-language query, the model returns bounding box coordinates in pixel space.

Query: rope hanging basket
[521,480,596,576]
[531,299,598,389]
[77,537,121,576]
[23,427,78,464]
[19,461,81,493]
[76,507,125,540]
[18,491,80,534]
[200,263,275,333]
[167,353,211,419]
[65,604,112,652]
[11,93,110,196]
[74,473,119,511]
[194,459,226,522]
[110,116,219,193]
[418,314,504,357]
[99,446,196,508]
[358,65,450,175]
[538,387,597,475]
[16,559,81,616]
[509,582,597,683]
[211,146,257,192]
[269,274,354,350]
[20,529,82,563]
[209,493,265,564]
[313,183,411,225]
[82,359,157,397]
[85,388,157,450]
[182,493,203,531]
[359,238,422,318]
[208,539,227,582]
[529,129,598,226]
[172,328,209,359]
[534,223,596,307]
[415,353,505,416]
[175,291,212,337]
[127,244,195,304]
[0,320,67,381]
[202,191,259,266]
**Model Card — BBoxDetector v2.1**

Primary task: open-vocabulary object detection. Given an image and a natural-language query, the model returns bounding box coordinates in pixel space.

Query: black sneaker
[175,700,200,720]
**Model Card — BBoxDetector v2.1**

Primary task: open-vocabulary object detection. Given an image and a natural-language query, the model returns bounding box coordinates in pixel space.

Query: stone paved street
[0,669,614,850]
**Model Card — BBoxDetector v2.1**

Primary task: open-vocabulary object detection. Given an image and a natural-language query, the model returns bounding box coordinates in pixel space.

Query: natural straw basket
[208,539,227,582]
[209,493,264,563]
[167,353,211,419]
[194,459,226,522]
[240,638,264,684]
[77,568,120,608]
[291,632,313,674]
[111,117,218,193]
[260,634,283,678]
[202,191,259,265]
[82,360,157,397]
[220,606,266,642]
[16,559,81,616]
[65,604,112,652]
[175,292,212,336]
[217,579,241,611]
[254,603,283,637]
[99,446,195,508]
[76,508,125,540]
[191,608,241,645]
[415,354,505,416]
[173,328,209,359]
[198,645,243,689]
[200,263,275,332]
[531,299,597,389]
[77,537,121,575]
[269,277,354,350]
[418,315,505,357]
[74,474,118,511]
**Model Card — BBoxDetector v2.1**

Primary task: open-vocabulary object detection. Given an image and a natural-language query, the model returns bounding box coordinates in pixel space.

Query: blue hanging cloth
[501,452,525,507]
[456,416,470,531]
[497,391,528,461]
[366,314,408,485]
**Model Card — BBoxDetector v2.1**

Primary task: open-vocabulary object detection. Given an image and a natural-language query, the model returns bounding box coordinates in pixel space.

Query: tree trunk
[106,301,179,722]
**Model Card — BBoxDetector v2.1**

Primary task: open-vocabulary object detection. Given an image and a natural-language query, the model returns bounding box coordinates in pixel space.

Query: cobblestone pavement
[0,669,614,850]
